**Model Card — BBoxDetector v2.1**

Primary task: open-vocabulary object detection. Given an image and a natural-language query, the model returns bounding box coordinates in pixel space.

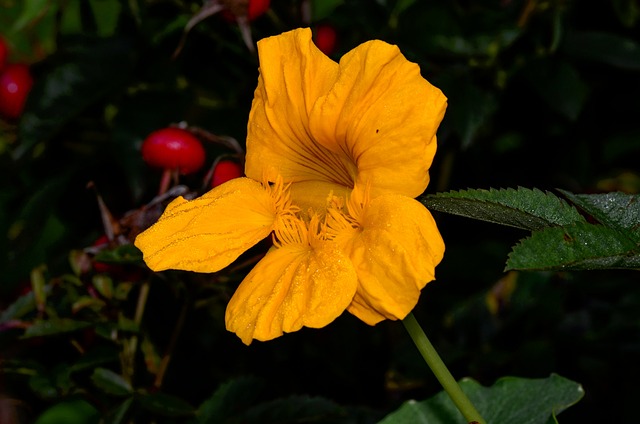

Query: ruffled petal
[225,226,358,345]
[333,193,445,323]
[308,39,447,198]
[134,178,276,273]
[245,28,357,189]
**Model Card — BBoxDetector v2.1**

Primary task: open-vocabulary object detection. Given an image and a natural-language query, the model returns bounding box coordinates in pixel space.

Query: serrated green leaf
[506,222,640,271]
[138,392,195,417]
[379,374,583,424]
[91,368,132,396]
[559,190,640,242]
[422,188,585,231]
[22,319,92,338]
[196,376,265,423]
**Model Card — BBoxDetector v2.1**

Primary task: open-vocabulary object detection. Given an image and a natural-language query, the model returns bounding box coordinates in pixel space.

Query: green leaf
[29,373,58,399]
[522,59,589,121]
[0,287,51,323]
[22,319,92,338]
[12,0,53,32]
[14,37,136,159]
[235,395,348,424]
[311,0,344,21]
[33,399,99,424]
[89,0,122,37]
[421,188,585,231]
[437,76,498,149]
[91,368,133,396]
[379,374,583,424]
[506,222,640,271]
[93,243,143,264]
[137,392,195,417]
[559,190,640,243]
[562,30,640,69]
[104,397,135,424]
[429,28,521,57]
[69,346,120,373]
[196,376,265,423]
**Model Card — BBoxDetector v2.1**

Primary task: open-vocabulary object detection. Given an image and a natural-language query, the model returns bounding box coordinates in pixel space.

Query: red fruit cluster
[0,37,33,120]
[141,127,206,175]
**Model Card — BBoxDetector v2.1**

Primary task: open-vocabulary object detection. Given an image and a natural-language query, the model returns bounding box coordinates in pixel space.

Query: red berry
[211,159,243,187]
[314,24,338,56]
[247,0,271,20]
[141,127,206,175]
[92,235,113,274]
[0,63,33,120]
[0,38,8,72]
[222,0,271,22]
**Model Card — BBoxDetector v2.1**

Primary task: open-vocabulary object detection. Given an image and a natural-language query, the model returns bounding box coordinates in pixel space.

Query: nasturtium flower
[135,28,447,345]
[245,28,447,213]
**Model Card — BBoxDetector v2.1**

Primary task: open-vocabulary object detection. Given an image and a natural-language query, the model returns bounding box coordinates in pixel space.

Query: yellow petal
[308,39,447,198]
[225,220,358,345]
[134,178,276,273]
[245,28,357,189]
[333,193,445,323]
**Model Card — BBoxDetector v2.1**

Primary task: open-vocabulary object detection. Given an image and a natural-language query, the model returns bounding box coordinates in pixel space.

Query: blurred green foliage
[1,0,639,423]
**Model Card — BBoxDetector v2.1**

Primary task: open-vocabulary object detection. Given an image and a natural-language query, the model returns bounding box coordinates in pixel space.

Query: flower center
[298,137,356,189]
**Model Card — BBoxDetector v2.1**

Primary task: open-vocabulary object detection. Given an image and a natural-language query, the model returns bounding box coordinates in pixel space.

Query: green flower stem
[402,313,486,424]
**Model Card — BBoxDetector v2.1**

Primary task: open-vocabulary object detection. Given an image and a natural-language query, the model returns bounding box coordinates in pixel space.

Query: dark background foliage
[1,0,639,423]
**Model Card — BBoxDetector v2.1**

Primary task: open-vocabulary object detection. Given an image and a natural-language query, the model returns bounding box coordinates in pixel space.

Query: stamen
[263,173,300,218]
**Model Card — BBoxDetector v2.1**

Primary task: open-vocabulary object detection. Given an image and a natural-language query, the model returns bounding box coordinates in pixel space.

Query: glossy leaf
[506,222,640,271]
[421,187,585,231]
[559,190,640,243]
[379,374,583,424]
[91,368,133,396]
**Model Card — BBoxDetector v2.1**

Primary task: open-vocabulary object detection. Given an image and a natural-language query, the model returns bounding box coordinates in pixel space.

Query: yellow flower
[245,28,447,213]
[134,28,447,345]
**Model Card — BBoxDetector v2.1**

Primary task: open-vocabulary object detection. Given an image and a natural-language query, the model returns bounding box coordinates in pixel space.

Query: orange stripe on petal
[134,178,277,273]
[309,39,447,198]
[245,28,357,189]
